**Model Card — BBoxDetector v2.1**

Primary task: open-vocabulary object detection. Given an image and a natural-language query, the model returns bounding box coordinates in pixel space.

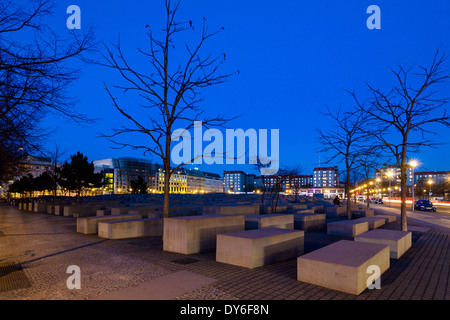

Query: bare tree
[0,0,95,183]
[286,165,304,203]
[98,0,235,217]
[350,49,450,231]
[317,106,370,219]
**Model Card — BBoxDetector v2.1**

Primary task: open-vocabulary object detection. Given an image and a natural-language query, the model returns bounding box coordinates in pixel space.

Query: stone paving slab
[0,204,449,300]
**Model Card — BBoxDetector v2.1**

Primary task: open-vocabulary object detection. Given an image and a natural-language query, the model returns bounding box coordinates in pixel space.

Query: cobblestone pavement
[0,204,448,300]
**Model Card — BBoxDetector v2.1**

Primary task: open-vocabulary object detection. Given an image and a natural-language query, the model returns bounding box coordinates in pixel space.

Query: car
[414,200,437,212]
[374,198,384,204]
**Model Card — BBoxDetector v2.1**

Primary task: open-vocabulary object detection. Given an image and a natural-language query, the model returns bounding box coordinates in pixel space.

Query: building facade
[374,165,414,187]
[94,157,161,194]
[313,167,340,188]
[414,171,450,184]
[158,167,223,193]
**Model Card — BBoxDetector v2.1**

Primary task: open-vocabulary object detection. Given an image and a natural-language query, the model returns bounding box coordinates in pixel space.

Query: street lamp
[410,160,419,211]
[386,171,394,207]
[428,180,433,200]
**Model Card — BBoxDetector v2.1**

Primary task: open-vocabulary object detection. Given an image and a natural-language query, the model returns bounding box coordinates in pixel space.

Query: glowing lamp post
[386,171,394,207]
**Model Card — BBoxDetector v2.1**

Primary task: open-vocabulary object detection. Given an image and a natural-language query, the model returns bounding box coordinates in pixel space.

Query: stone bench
[374,215,397,223]
[324,206,347,218]
[202,204,259,216]
[64,205,103,217]
[294,213,326,232]
[98,218,163,239]
[33,203,48,213]
[327,220,369,237]
[77,213,142,235]
[96,209,112,216]
[308,205,324,213]
[355,229,412,259]
[47,205,55,214]
[163,214,245,254]
[353,217,385,230]
[53,205,63,216]
[297,240,390,295]
[217,228,304,269]
[245,214,294,230]
[351,208,375,218]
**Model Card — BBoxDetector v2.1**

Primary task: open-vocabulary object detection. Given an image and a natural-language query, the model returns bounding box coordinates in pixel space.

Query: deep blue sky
[37,0,450,176]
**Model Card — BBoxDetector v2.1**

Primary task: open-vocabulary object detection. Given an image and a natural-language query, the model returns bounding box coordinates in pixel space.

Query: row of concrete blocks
[76,211,326,240]
[162,213,411,295]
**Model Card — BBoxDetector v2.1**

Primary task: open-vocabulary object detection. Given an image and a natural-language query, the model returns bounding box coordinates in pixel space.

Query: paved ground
[0,204,449,301]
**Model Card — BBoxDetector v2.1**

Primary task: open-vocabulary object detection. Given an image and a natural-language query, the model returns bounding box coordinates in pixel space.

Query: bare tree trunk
[400,149,408,231]
[163,164,170,218]
[346,158,352,220]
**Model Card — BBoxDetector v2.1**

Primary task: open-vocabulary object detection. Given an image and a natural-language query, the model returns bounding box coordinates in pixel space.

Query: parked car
[374,198,384,204]
[414,200,437,212]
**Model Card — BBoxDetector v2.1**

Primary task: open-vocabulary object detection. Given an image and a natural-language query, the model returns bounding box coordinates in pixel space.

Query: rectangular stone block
[217,228,304,269]
[54,205,63,216]
[96,209,112,216]
[34,203,48,213]
[98,218,163,239]
[327,220,369,237]
[47,205,55,214]
[324,206,347,218]
[353,217,385,230]
[245,214,294,230]
[351,209,375,218]
[374,215,397,223]
[64,205,102,217]
[77,214,142,235]
[297,240,390,295]
[294,213,326,232]
[355,229,412,259]
[163,214,245,254]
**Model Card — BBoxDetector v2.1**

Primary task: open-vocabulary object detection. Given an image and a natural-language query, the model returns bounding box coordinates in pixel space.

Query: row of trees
[318,50,450,231]
[8,152,103,202]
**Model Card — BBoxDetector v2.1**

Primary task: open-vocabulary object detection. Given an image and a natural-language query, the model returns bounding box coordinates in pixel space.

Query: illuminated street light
[428,180,433,200]
[386,171,394,207]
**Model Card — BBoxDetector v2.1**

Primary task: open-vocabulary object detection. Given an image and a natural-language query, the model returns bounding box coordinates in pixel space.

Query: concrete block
[217,228,304,269]
[351,209,375,218]
[297,240,390,295]
[54,205,63,216]
[294,213,326,232]
[355,229,412,259]
[327,220,369,237]
[324,206,347,218]
[308,205,324,213]
[163,214,245,254]
[96,209,112,216]
[374,215,397,223]
[245,214,294,230]
[34,203,48,213]
[47,205,55,214]
[353,217,385,230]
[77,213,142,235]
[98,218,163,239]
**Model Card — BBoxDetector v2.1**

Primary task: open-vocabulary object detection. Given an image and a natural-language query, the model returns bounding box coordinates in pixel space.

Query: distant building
[374,165,414,187]
[93,157,161,194]
[158,167,223,193]
[22,156,54,178]
[287,175,313,190]
[313,167,339,188]
[414,171,450,184]
[223,171,255,193]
